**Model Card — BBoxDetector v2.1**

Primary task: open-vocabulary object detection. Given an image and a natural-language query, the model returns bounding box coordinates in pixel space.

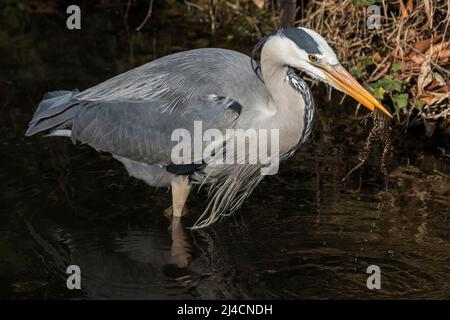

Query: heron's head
[255,27,392,117]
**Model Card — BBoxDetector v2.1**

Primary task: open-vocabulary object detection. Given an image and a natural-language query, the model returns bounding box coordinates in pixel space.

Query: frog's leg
[380,132,392,191]
[343,127,376,181]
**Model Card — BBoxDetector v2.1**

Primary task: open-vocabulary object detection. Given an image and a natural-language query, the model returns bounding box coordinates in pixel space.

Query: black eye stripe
[281,28,321,55]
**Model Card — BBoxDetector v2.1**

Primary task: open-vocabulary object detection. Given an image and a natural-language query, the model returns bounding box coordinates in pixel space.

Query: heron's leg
[164,205,189,218]
[170,216,191,268]
[170,176,192,218]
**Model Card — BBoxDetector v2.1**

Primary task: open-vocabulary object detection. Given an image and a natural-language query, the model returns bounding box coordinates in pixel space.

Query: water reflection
[23,215,193,299]
[14,155,450,300]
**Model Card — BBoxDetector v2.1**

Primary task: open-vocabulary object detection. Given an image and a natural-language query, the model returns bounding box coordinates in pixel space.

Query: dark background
[0,0,449,299]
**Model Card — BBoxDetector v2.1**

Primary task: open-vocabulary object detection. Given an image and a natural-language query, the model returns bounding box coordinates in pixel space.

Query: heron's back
[76,48,268,112]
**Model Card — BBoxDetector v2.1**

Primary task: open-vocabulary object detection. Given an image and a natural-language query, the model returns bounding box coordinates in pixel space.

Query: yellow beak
[321,64,392,118]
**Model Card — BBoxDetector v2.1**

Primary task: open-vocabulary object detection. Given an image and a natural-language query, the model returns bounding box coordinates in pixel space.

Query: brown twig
[136,0,155,31]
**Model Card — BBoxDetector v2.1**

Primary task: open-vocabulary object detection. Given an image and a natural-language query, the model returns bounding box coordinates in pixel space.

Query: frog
[343,109,393,186]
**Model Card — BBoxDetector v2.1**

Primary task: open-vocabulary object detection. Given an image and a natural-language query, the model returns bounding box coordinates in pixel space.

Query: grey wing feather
[26,91,78,136]
[72,96,241,165]
[71,48,267,166]
[114,156,174,187]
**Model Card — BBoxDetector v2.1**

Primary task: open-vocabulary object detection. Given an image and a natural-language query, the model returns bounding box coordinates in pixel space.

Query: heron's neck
[260,40,315,148]
[260,42,301,115]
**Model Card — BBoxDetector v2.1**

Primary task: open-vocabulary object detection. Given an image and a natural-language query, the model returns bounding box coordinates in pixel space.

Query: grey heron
[26,27,392,228]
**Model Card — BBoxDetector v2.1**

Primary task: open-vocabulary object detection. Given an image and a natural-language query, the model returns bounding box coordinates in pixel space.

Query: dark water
[1,2,449,299]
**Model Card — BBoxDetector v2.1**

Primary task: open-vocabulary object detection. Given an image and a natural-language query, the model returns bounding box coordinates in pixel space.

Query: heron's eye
[308,55,318,63]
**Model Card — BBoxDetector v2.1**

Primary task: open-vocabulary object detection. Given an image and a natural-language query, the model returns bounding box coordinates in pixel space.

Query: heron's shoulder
[147,48,251,70]
[76,47,261,103]
[159,48,250,60]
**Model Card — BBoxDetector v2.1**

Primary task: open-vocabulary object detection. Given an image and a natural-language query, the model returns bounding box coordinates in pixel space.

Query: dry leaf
[407,29,417,40]
[431,92,450,105]
[399,0,408,18]
[419,42,450,64]
[412,35,442,53]
[371,52,383,63]
[417,62,433,95]
[438,49,450,61]
[407,0,414,12]
[433,72,446,86]
[440,84,450,93]
[407,39,449,65]
[421,92,450,105]
[252,0,265,9]
[421,95,435,105]
[398,0,413,17]
[427,80,443,91]
[425,41,450,56]
[410,53,425,65]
